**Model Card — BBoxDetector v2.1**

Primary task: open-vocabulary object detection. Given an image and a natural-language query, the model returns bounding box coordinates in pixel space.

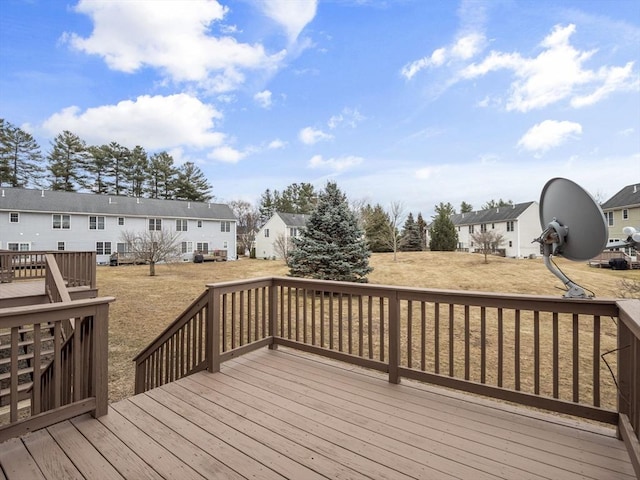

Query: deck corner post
[207,286,220,372]
[388,291,401,385]
[268,281,279,350]
[92,303,109,417]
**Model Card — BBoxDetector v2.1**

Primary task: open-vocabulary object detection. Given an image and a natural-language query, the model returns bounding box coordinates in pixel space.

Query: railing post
[206,286,220,372]
[92,302,110,418]
[269,281,278,350]
[388,291,401,384]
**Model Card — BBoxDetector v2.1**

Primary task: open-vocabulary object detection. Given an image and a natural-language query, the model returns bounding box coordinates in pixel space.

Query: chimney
[1,189,4,197]
[137,198,140,204]
[109,197,112,204]
[41,190,45,197]
[634,185,638,194]
[496,208,499,213]
[187,202,191,209]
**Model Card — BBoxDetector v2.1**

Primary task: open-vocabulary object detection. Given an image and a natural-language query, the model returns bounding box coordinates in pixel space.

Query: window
[10,212,19,223]
[52,214,70,229]
[606,212,614,226]
[506,221,515,232]
[264,228,270,238]
[290,228,299,236]
[57,242,65,251]
[223,241,228,249]
[491,223,495,229]
[508,241,513,247]
[196,242,209,253]
[468,225,474,234]
[149,218,162,231]
[480,224,487,233]
[181,241,193,254]
[221,221,231,232]
[176,219,188,232]
[96,241,112,255]
[7,242,30,251]
[89,216,105,230]
[197,220,203,228]
[118,217,125,226]
[623,209,628,220]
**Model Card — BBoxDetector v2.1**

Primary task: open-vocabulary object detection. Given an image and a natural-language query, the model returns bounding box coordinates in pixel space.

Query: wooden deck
[0,348,634,480]
[0,280,44,300]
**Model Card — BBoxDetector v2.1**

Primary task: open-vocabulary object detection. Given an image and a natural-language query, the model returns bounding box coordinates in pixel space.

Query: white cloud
[256,0,318,43]
[308,154,363,172]
[268,139,287,149]
[401,33,485,80]
[254,90,273,108]
[299,126,333,145]
[328,107,365,129]
[41,94,225,150]
[460,24,637,111]
[517,120,582,154]
[65,0,285,92]
[208,146,246,163]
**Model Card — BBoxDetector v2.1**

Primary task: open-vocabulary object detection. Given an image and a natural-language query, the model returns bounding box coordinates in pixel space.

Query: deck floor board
[1,348,636,480]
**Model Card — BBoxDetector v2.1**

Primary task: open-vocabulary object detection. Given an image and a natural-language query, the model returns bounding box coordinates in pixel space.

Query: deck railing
[0,250,96,288]
[0,297,113,442]
[134,276,640,472]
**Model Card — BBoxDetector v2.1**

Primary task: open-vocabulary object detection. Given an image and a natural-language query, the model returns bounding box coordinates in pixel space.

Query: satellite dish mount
[534,178,608,299]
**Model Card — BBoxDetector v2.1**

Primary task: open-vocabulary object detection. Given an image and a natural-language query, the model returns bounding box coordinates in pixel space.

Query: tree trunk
[149,261,156,276]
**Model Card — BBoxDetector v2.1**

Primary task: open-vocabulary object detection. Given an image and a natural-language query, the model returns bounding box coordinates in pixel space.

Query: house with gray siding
[448,201,540,258]
[0,188,237,264]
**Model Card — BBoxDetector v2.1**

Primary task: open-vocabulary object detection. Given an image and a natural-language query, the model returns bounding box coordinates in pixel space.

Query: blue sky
[1,0,639,217]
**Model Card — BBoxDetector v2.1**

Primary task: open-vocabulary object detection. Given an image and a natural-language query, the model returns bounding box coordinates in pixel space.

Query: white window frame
[196,242,209,254]
[623,209,628,220]
[96,241,112,255]
[9,212,19,223]
[197,220,203,228]
[7,242,30,251]
[176,219,188,232]
[221,221,231,232]
[149,218,162,231]
[606,211,614,226]
[89,216,105,230]
[181,241,193,254]
[57,241,65,251]
[264,228,270,238]
[52,214,70,230]
[118,217,125,226]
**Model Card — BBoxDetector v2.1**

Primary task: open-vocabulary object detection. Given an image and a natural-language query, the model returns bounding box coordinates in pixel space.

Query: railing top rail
[0,297,115,328]
[205,276,620,315]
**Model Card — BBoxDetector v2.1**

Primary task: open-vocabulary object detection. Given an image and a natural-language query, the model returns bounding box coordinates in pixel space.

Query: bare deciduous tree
[120,229,182,276]
[470,230,506,264]
[229,199,260,256]
[273,232,295,264]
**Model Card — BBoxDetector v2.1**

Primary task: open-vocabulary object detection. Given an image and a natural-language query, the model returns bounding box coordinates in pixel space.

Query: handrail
[0,297,114,442]
[0,250,96,288]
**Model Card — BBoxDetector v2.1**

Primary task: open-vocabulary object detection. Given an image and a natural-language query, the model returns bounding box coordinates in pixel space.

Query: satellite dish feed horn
[533,178,608,299]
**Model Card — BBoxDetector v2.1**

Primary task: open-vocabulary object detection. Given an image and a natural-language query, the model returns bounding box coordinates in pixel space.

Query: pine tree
[362,204,393,252]
[429,202,458,251]
[48,130,88,192]
[289,182,372,283]
[0,119,44,188]
[460,201,473,213]
[147,151,177,199]
[104,142,130,196]
[400,212,422,251]
[258,189,276,224]
[174,161,212,202]
[86,145,113,194]
[416,213,428,250]
[127,145,148,197]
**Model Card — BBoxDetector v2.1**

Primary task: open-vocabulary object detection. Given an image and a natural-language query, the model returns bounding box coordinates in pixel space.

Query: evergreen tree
[362,203,393,252]
[127,145,148,197]
[460,201,473,213]
[104,142,130,196]
[174,161,212,201]
[0,119,44,187]
[482,198,513,210]
[258,189,276,224]
[289,182,372,283]
[48,130,88,192]
[86,145,113,194]
[416,212,428,250]
[279,182,317,213]
[429,202,458,251]
[147,151,177,199]
[400,212,422,251]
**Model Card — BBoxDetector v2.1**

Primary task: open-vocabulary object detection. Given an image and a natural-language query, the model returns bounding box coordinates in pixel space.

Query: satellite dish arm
[541,244,590,298]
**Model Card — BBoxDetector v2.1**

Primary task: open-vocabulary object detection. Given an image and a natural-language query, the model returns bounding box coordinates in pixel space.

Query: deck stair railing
[0,252,111,442]
[134,276,640,475]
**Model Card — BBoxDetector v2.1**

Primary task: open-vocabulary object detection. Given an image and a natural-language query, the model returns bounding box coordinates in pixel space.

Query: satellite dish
[534,177,607,298]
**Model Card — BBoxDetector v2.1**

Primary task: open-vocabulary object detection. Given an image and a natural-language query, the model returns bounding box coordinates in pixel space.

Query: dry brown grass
[99,252,640,403]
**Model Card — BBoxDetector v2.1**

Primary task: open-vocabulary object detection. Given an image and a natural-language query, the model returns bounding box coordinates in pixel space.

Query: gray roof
[601,184,640,210]
[276,212,309,227]
[0,187,236,221]
[450,201,536,226]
